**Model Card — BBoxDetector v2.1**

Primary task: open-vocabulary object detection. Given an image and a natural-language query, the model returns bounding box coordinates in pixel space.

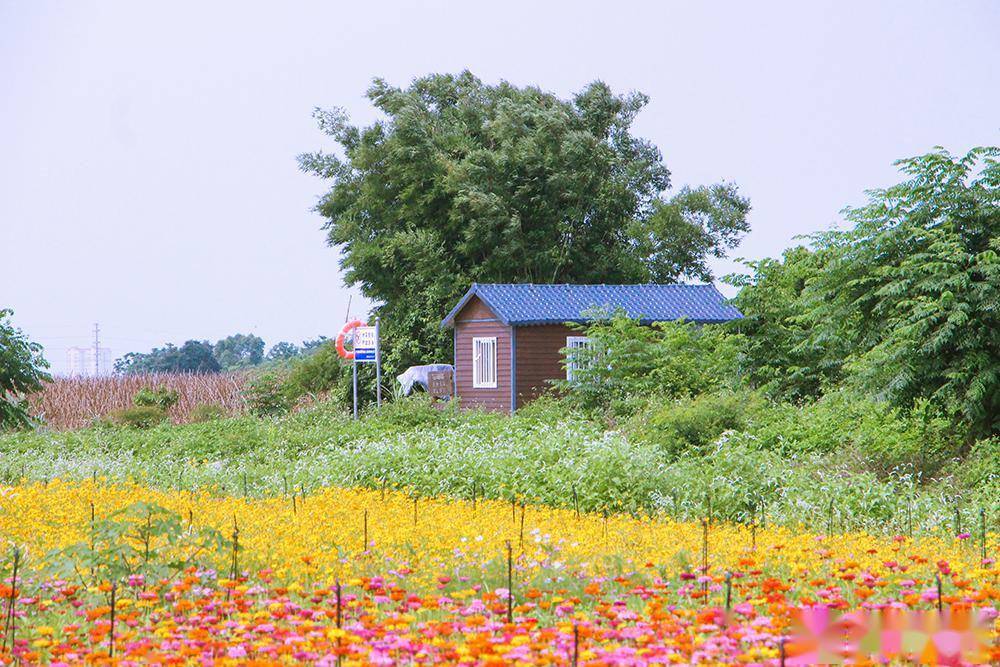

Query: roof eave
[440,284,512,328]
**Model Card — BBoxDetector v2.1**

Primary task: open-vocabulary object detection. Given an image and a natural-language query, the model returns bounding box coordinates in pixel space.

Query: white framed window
[472,337,498,388]
[566,336,594,383]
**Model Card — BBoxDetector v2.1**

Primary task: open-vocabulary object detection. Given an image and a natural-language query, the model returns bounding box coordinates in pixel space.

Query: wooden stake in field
[571,624,579,666]
[572,485,579,519]
[725,571,732,612]
[335,579,342,628]
[109,581,117,658]
[3,547,20,653]
[935,573,943,614]
[981,507,988,563]
[519,503,526,550]
[230,516,240,580]
[701,519,709,597]
[505,540,513,624]
[363,509,368,554]
[413,496,418,526]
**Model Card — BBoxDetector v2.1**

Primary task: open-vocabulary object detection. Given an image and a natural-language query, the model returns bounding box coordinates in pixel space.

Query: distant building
[67,347,112,377]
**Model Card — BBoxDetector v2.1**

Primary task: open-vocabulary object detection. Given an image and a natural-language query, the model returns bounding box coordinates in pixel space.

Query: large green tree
[0,309,50,429]
[300,71,749,368]
[805,146,1000,439]
[726,246,832,402]
[732,146,1000,439]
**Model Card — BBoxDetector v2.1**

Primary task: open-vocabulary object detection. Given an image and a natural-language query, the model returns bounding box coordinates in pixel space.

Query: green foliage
[0,395,986,534]
[109,405,168,429]
[632,183,751,282]
[267,341,300,361]
[214,333,265,370]
[300,71,749,369]
[732,147,1000,438]
[560,314,741,415]
[115,340,221,375]
[748,392,961,480]
[631,390,767,458]
[0,309,50,430]
[133,385,180,410]
[282,342,345,398]
[189,403,227,423]
[726,246,832,401]
[821,147,1000,440]
[280,341,381,409]
[47,502,229,586]
[243,373,293,417]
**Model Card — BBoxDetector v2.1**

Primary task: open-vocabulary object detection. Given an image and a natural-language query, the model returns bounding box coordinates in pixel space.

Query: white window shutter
[472,337,497,389]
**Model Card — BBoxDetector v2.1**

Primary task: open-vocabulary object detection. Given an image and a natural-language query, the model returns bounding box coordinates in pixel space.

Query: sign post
[352,360,358,419]
[351,324,379,419]
[375,317,382,408]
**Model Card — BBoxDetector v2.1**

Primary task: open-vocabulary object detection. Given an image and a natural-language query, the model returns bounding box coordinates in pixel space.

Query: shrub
[189,404,227,423]
[133,385,180,410]
[108,405,168,429]
[243,374,292,417]
[559,315,742,416]
[631,390,767,458]
[281,341,380,410]
[750,392,961,479]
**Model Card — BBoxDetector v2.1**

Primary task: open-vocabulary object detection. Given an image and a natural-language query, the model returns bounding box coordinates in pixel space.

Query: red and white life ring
[336,320,367,360]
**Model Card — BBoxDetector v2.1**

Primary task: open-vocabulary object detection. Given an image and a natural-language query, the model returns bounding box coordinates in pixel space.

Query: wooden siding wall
[514,324,576,409]
[454,296,512,412]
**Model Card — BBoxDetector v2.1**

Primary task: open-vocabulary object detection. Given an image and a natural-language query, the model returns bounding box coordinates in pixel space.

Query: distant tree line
[113,334,329,375]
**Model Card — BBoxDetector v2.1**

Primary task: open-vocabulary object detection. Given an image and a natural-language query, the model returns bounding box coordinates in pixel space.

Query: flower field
[0,479,997,665]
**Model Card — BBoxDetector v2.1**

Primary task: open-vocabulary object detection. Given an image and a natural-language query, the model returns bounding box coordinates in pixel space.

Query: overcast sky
[2,1,998,374]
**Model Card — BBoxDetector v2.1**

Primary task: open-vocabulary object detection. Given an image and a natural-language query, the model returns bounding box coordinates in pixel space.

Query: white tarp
[396,363,454,396]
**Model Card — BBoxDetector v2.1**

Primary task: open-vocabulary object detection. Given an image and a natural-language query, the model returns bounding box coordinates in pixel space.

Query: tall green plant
[559,314,741,414]
[0,309,50,430]
[801,146,1000,439]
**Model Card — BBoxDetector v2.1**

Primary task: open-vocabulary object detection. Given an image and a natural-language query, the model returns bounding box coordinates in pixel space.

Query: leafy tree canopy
[115,340,221,375]
[732,146,1000,439]
[267,341,301,361]
[300,71,750,368]
[0,309,51,429]
[213,333,265,370]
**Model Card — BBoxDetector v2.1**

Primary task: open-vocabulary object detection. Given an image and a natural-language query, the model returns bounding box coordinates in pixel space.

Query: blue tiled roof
[442,283,742,327]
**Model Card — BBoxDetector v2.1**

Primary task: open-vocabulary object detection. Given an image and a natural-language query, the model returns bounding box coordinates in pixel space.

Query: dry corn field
[29,373,248,429]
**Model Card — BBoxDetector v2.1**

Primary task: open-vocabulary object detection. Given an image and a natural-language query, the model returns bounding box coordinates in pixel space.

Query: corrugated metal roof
[442,283,742,327]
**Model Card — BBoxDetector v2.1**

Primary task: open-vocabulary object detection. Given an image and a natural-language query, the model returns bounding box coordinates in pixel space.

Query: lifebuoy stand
[338,317,381,419]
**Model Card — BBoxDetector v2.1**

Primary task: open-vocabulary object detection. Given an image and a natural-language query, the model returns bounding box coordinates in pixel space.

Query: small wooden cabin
[441,283,743,413]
